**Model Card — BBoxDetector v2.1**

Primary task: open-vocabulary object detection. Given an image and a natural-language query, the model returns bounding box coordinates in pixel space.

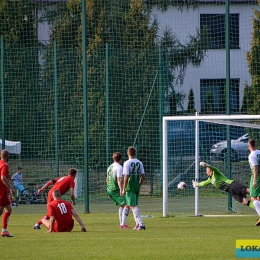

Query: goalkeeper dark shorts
[227,181,247,203]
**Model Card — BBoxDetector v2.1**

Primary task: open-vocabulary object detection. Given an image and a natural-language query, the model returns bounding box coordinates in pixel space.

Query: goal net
[163,114,260,217]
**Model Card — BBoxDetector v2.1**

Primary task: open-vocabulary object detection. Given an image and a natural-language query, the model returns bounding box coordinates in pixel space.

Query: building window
[200,79,240,113]
[200,14,239,49]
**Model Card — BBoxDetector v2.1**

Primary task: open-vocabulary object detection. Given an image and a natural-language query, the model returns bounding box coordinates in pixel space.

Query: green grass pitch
[0,208,259,260]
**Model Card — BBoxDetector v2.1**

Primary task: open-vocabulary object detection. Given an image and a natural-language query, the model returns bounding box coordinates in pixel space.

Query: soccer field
[1,207,258,260]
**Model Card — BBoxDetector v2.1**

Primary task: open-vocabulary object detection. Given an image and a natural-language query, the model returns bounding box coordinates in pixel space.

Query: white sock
[253,200,260,217]
[2,228,7,232]
[133,213,138,225]
[122,207,129,225]
[132,207,144,227]
[118,207,123,225]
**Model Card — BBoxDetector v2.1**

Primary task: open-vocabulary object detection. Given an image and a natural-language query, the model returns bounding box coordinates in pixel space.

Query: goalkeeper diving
[192,162,254,208]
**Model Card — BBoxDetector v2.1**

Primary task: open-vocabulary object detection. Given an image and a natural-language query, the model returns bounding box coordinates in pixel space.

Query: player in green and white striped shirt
[106,152,129,228]
[248,138,260,226]
[122,146,146,230]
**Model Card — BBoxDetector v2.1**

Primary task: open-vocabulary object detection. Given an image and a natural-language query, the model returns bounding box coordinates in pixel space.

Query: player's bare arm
[47,216,55,233]
[253,165,258,188]
[71,209,87,232]
[139,174,145,186]
[122,175,129,196]
[1,175,15,194]
[70,188,76,205]
[38,180,53,194]
[117,177,123,195]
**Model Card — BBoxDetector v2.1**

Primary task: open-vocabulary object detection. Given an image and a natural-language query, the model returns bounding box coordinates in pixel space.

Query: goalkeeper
[192,162,254,208]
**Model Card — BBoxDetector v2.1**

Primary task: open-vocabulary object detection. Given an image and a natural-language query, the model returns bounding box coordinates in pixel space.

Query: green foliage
[41,0,161,168]
[246,6,260,115]
[241,83,251,113]
[160,26,209,114]
[0,0,41,156]
[0,0,36,46]
[169,90,186,115]
[1,0,208,171]
[145,0,199,11]
[187,88,196,114]
[160,27,209,86]
[245,5,260,142]
[203,91,215,114]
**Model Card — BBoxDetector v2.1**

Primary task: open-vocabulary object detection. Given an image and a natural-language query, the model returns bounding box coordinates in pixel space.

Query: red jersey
[47,199,74,232]
[0,159,11,206]
[47,175,75,203]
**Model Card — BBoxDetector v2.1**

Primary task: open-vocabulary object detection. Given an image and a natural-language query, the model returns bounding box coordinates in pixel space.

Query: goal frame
[163,114,260,217]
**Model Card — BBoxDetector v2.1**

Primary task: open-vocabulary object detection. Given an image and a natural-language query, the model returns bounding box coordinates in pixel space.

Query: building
[152,1,258,113]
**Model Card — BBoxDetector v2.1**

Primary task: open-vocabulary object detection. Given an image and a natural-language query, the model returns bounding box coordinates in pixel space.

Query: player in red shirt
[0,149,15,237]
[41,189,87,232]
[33,168,77,229]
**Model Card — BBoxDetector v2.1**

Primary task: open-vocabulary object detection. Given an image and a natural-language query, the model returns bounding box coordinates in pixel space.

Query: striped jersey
[107,162,123,192]
[123,158,145,193]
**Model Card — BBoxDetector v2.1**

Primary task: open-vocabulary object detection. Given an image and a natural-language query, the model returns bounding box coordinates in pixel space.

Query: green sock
[249,201,255,209]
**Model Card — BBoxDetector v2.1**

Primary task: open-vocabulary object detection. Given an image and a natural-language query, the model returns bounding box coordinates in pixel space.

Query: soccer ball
[177,181,187,191]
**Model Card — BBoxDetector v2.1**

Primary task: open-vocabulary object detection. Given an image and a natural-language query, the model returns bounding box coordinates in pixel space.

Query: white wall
[152,4,258,112]
[37,7,53,43]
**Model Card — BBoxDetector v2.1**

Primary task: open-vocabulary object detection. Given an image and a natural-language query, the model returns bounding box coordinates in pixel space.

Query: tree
[1,0,209,169]
[0,0,41,157]
[246,6,260,115]
[160,26,209,115]
[241,83,251,113]
[146,0,199,12]
[169,90,186,115]
[246,5,260,142]
[203,91,215,114]
[41,0,160,168]
[187,88,196,114]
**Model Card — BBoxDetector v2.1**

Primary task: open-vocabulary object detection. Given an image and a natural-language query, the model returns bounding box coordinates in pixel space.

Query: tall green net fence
[0,0,259,215]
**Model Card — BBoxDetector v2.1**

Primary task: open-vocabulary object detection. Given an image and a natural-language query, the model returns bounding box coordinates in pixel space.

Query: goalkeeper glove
[192,180,198,188]
[199,161,210,168]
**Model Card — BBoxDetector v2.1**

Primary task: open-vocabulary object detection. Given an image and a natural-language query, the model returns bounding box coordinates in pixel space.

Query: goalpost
[163,114,260,217]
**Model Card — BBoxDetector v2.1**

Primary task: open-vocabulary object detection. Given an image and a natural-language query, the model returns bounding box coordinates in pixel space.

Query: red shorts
[0,192,11,207]
[53,221,74,232]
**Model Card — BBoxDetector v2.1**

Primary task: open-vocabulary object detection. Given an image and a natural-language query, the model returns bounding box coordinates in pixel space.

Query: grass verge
[0,211,259,260]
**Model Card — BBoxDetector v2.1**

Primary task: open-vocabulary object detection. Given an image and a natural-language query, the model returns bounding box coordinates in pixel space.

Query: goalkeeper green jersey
[198,165,233,191]
[107,162,123,192]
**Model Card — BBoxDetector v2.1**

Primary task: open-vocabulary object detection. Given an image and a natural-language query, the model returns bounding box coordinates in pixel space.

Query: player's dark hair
[113,152,122,162]
[249,138,256,148]
[127,146,136,156]
[68,168,77,176]
[53,189,61,198]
